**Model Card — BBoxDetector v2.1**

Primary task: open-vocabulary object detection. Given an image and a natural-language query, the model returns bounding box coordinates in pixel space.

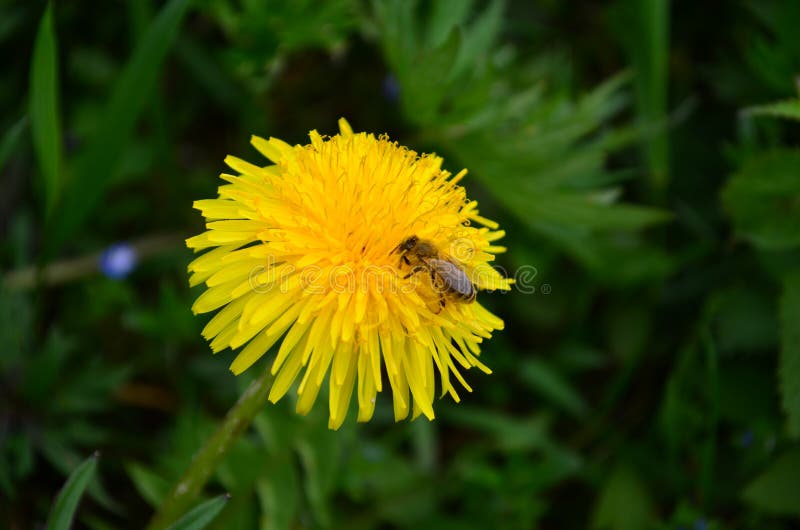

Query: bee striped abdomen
[428,258,476,302]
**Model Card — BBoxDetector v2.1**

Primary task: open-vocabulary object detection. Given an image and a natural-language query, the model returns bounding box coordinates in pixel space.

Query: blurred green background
[2,0,800,529]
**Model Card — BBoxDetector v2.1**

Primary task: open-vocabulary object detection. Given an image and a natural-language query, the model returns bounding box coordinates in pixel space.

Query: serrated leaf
[453,0,503,80]
[722,150,800,250]
[45,0,192,258]
[165,495,229,530]
[743,449,800,515]
[45,453,98,530]
[745,98,800,121]
[29,2,63,216]
[780,273,800,437]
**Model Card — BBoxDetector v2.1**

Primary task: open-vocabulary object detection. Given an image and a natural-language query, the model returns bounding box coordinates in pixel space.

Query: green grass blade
[45,0,192,258]
[743,98,800,121]
[45,453,99,530]
[612,0,670,194]
[643,0,669,190]
[29,2,63,217]
[165,495,229,530]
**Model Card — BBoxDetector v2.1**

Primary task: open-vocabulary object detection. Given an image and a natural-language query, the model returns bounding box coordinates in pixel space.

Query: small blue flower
[99,243,138,279]
[693,518,708,530]
[738,430,754,448]
[382,73,400,102]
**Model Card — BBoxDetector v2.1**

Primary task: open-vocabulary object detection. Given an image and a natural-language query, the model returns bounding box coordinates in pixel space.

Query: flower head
[187,119,511,429]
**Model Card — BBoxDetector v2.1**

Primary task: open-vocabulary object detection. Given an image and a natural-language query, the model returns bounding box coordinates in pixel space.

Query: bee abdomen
[429,258,476,303]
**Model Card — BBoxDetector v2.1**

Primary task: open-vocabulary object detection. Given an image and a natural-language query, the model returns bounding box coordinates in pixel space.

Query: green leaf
[255,455,299,530]
[744,98,800,121]
[402,29,462,125]
[722,150,800,250]
[297,428,340,527]
[29,2,63,216]
[38,434,119,512]
[165,495,229,530]
[611,0,670,189]
[519,359,588,418]
[444,407,551,452]
[45,453,98,530]
[127,462,171,508]
[743,449,800,515]
[499,190,669,233]
[373,0,419,74]
[426,0,473,48]
[456,0,503,73]
[780,273,800,437]
[592,465,653,530]
[45,0,192,258]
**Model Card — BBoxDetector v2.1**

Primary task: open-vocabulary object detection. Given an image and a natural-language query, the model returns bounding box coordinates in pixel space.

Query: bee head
[395,235,419,254]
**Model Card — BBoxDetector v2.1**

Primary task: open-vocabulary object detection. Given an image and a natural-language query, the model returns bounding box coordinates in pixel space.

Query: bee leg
[434,295,445,314]
[429,269,445,292]
[402,265,425,279]
[401,255,411,266]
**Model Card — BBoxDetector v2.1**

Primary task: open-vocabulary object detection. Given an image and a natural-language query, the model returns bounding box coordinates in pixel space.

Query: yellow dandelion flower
[187,118,512,429]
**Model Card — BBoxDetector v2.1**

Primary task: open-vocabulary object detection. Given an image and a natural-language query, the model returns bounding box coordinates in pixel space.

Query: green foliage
[722,150,800,250]
[592,465,653,530]
[165,495,229,530]
[742,3,800,96]
[206,0,358,94]
[0,290,127,508]
[374,1,669,273]
[45,453,98,530]
[29,2,63,216]
[2,0,800,529]
[45,0,193,258]
[780,274,800,437]
[610,0,670,190]
[518,358,588,418]
[745,98,800,121]
[743,449,800,515]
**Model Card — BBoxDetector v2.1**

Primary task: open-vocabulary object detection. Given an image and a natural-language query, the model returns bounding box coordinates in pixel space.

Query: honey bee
[395,235,476,309]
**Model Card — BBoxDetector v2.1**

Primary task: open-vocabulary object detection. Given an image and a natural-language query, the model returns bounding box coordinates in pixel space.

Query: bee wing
[428,258,475,300]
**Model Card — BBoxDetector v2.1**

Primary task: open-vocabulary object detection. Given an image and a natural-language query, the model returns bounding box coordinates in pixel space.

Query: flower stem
[145,368,274,530]
[3,232,183,290]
